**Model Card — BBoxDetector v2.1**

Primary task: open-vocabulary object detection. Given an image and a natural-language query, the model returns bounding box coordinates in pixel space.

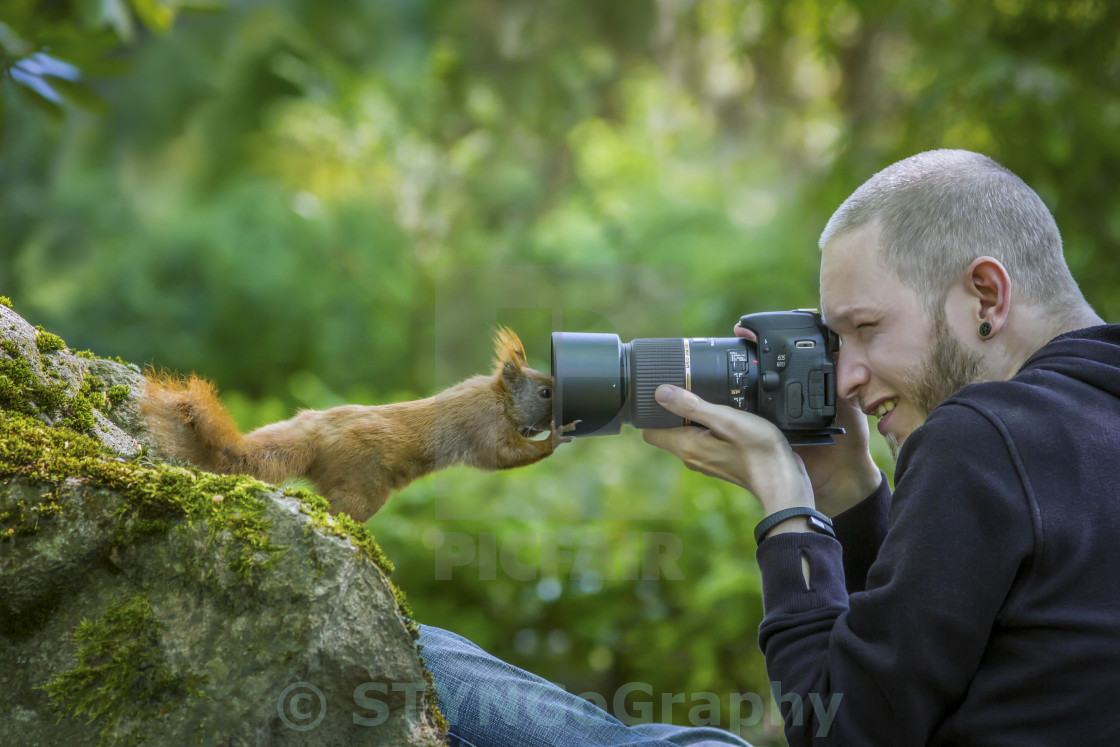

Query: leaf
[12,78,64,122]
[99,0,137,42]
[34,26,121,68]
[43,75,109,114]
[128,0,175,34]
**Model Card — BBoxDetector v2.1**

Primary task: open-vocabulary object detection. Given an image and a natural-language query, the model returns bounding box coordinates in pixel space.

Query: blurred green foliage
[2,0,1118,743]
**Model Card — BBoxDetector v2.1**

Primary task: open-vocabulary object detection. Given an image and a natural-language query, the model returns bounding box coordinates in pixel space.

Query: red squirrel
[142,328,574,521]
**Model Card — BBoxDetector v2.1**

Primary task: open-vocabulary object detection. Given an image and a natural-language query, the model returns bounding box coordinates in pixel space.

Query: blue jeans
[417,624,754,747]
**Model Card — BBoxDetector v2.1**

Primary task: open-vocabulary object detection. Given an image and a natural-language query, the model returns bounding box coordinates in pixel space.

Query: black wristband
[754,506,836,545]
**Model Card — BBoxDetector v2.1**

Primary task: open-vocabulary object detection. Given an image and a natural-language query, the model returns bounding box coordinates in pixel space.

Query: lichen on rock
[0,303,447,746]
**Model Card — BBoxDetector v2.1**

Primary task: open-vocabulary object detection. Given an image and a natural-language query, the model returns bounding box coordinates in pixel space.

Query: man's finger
[654,384,789,450]
[642,426,720,476]
[734,324,759,342]
[655,384,746,440]
[641,426,679,451]
[654,385,717,428]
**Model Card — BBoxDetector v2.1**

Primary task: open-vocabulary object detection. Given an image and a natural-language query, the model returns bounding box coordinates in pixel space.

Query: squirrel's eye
[539,388,551,399]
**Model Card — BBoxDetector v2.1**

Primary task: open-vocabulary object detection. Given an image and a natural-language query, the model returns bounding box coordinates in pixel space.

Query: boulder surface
[0,301,446,746]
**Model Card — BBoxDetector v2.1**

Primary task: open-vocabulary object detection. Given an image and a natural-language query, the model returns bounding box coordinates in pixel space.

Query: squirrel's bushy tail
[142,371,309,484]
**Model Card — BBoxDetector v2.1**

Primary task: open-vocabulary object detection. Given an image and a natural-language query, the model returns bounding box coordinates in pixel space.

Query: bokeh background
[3,1,1119,743]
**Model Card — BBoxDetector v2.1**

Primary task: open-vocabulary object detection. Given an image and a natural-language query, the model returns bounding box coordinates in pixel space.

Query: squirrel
[141,327,575,521]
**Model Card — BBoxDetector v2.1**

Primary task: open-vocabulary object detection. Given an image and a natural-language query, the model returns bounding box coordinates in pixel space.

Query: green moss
[417,659,450,734]
[61,386,98,432]
[49,373,113,433]
[288,486,396,576]
[1,483,66,537]
[35,326,66,353]
[0,337,126,434]
[78,374,106,411]
[0,413,286,582]
[40,594,205,747]
[107,384,131,406]
[0,340,70,418]
[72,348,131,367]
[0,296,11,308]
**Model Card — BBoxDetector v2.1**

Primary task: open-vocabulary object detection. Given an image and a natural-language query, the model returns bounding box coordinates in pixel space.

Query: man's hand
[733,323,881,516]
[641,384,814,518]
[796,395,882,516]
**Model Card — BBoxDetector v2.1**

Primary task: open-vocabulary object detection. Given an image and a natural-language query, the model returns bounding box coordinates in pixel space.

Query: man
[419,150,1119,745]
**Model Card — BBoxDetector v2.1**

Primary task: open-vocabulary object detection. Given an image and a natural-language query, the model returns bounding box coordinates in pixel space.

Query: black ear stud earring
[978,321,992,337]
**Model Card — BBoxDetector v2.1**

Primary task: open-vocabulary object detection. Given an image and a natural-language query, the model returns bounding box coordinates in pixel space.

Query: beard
[885,312,988,459]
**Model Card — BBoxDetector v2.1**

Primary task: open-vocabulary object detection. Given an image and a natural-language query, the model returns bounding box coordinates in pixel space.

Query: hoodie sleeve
[756,403,1034,745]
[830,471,890,595]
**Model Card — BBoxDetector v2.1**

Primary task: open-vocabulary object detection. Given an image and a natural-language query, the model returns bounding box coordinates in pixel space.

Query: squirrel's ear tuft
[493,326,528,372]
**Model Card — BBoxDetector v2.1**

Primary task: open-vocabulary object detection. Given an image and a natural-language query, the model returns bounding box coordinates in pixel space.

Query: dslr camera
[551,310,842,445]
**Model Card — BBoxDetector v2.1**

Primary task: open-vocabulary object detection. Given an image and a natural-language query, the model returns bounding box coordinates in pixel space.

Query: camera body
[551,309,842,445]
[736,309,840,438]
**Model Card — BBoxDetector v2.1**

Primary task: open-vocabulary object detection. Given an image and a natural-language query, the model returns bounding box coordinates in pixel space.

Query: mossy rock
[0,304,446,746]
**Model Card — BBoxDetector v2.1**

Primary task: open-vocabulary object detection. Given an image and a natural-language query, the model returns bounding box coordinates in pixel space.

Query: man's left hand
[641,384,815,516]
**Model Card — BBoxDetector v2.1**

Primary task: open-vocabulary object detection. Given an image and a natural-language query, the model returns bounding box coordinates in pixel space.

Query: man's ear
[963,256,1012,337]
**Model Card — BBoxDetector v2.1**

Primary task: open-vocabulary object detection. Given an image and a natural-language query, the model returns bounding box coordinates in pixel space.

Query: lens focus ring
[631,338,687,428]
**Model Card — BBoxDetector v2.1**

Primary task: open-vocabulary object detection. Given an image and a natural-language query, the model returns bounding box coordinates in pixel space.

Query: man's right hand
[734,323,881,516]
[794,394,882,516]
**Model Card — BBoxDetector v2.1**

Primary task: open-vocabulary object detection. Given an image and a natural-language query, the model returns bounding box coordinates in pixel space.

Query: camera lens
[551,333,758,437]
[551,311,839,443]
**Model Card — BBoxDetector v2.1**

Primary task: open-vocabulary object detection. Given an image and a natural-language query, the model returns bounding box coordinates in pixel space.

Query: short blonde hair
[820,150,1083,318]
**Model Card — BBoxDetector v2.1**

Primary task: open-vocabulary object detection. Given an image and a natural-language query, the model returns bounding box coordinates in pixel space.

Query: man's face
[820,220,986,455]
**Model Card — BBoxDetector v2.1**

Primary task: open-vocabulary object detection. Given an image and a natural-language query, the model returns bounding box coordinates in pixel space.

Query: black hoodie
[756,325,1120,745]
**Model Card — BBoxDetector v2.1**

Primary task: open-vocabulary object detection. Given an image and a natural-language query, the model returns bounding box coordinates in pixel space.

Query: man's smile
[861,396,900,436]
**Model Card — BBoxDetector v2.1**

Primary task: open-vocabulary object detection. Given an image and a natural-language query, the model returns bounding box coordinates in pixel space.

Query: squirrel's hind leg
[320,483,390,523]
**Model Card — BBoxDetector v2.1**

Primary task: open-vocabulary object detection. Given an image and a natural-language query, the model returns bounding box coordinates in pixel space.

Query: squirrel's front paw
[551,419,580,446]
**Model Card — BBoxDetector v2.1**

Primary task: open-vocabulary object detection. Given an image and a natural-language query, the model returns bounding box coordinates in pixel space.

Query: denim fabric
[417,624,754,747]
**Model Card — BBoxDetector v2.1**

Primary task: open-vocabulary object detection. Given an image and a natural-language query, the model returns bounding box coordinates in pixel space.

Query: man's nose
[835,347,870,402]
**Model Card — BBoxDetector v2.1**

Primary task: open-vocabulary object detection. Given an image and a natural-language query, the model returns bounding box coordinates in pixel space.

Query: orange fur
[493,325,527,370]
[142,329,572,521]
